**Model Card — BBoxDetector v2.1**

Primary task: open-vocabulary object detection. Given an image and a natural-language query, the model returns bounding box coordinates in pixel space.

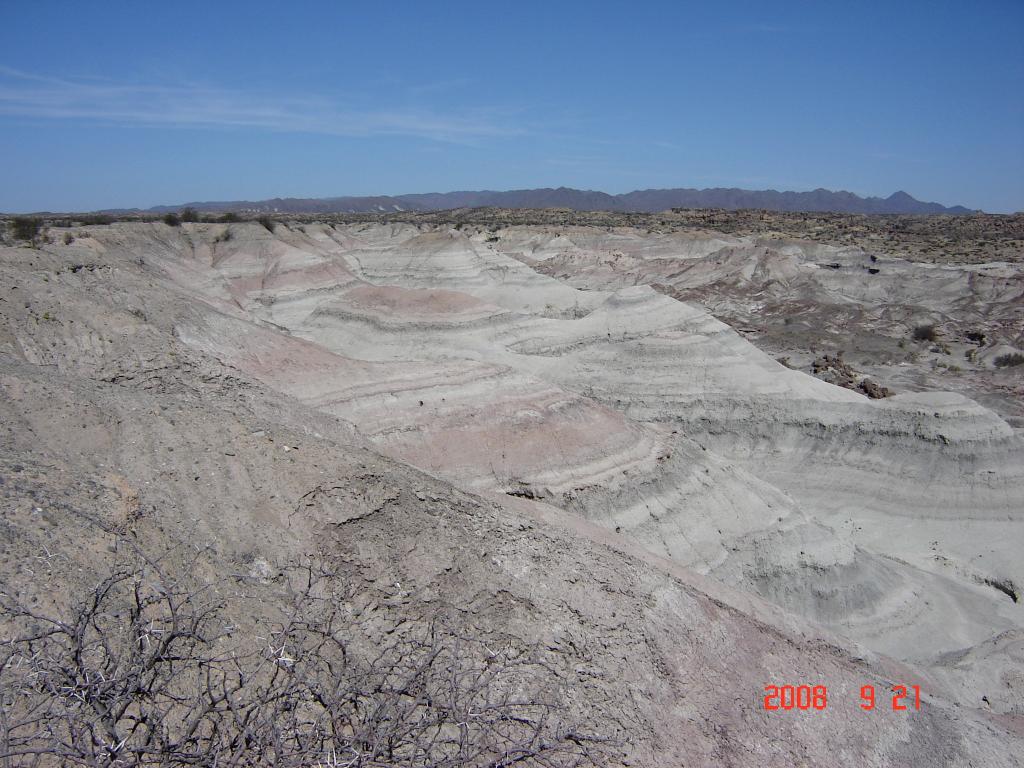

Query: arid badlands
[1,210,1022,766]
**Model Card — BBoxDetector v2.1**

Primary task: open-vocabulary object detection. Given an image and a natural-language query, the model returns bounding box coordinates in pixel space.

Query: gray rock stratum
[1,219,1022,765]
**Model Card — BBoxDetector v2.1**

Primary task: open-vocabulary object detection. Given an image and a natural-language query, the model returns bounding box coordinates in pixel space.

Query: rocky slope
[1,220,1022,765]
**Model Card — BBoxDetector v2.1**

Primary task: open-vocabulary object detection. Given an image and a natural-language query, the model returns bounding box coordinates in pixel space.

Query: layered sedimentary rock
[6,220,1021,763]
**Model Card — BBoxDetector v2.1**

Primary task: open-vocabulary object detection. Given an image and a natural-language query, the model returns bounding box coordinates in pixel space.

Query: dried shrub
[912,324,938,342]
[0,545,609,767]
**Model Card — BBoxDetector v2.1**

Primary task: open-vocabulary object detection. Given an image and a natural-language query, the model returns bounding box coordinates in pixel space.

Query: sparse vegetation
[257,215,276,232]
[78,214,114,226]
[4,209,1022,267]
[10,217,41,242]
[180,207,200,223]
[913,324,939,342]
[163,212,181,227]
[966,330,986,345]
[0,545,609,767]
[994,353,1024,368]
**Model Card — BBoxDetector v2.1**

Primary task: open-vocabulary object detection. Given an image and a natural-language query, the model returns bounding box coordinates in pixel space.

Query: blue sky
[1,0,1022,212]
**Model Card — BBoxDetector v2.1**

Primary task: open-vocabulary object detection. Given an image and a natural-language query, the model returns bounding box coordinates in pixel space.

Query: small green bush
[11,217,41,241]
[79,214,114,226]
[163,213,181,227]
[217,212,240,223]
[994,353,1024,368]
[913,324,938,342]
[180,207,199,223]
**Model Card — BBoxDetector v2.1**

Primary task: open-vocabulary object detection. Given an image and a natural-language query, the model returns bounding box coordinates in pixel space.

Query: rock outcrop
[2,220,1022,765]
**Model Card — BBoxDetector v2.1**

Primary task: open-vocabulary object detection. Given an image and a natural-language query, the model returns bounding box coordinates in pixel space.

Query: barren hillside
[1,218,1022,765]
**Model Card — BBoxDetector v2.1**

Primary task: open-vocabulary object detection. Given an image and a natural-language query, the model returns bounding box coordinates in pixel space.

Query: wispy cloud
[0,66,520,143]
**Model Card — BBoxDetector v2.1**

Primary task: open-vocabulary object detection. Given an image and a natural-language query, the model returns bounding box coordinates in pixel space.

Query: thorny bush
[0,544,610,767]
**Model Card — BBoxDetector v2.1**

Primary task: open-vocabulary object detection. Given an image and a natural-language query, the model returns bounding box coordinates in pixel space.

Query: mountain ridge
[124,186,976,216]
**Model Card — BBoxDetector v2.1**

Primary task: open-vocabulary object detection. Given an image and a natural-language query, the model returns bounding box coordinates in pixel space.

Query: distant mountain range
[135,187,975,216]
